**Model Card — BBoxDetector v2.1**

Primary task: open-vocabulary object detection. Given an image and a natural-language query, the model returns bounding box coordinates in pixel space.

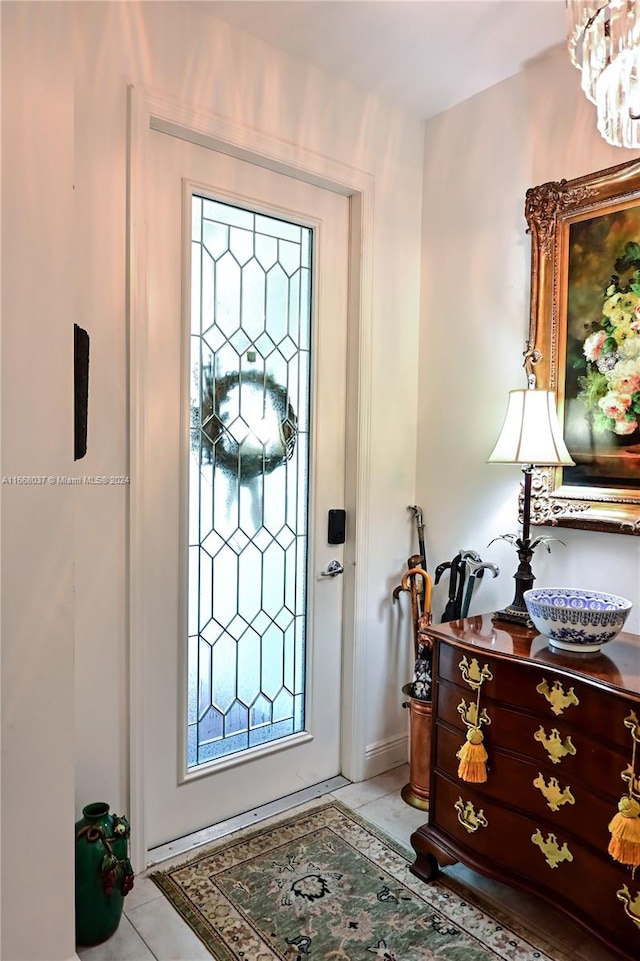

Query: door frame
[127,84,375,869]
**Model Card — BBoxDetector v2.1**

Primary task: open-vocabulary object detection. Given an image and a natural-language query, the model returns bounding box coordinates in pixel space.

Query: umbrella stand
[392,561,434,812]
[393,510,435,811]
[401,683,432,810]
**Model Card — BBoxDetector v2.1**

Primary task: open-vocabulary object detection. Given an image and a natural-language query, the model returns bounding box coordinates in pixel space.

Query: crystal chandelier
[567,0,640,147]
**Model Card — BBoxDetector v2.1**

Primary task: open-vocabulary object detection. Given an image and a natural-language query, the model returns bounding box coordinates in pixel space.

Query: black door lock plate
[327,509,346,545]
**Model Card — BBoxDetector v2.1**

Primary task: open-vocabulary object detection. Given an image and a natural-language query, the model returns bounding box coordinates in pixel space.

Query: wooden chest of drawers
[410,614,640,961]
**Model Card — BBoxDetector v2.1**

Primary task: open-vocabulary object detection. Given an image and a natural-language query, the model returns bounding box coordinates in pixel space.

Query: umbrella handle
[401,568,432,614]
[401,567,432,659]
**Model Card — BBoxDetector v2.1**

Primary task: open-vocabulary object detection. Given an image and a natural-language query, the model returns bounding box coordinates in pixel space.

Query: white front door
[140,124,350,849]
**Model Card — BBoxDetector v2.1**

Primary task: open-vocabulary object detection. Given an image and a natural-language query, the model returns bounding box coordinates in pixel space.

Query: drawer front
[437,640,639,752]
[431,772,640,957]
[435,722,616,855]
[437,678,631,802]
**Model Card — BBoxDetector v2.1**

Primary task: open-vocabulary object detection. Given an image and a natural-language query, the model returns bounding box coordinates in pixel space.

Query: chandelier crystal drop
[567,0,640,148]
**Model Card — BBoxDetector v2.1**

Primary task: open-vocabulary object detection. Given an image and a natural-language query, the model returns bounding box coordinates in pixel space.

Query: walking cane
[408,505,427,571]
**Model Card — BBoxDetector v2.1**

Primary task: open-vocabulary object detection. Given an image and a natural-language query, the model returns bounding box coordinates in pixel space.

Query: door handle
[320,560,344,578]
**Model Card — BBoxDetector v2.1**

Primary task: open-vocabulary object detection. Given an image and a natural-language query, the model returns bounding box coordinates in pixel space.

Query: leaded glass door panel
[188,197,311,768]
[143,129,348,849]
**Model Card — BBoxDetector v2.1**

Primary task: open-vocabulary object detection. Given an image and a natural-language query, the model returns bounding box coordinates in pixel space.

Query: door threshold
[147,774,351,867]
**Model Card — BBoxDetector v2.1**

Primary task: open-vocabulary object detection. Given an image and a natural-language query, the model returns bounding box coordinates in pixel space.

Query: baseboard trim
[363,731,409,781]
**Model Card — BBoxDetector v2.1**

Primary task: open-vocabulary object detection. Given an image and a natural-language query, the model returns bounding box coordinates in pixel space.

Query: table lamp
[488,385,574,625]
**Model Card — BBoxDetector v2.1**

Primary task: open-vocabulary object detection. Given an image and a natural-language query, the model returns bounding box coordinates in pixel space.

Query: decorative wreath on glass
[195,368,297,479]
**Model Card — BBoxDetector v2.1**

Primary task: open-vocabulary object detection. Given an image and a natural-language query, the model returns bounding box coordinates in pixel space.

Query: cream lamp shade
[488,389,575,468]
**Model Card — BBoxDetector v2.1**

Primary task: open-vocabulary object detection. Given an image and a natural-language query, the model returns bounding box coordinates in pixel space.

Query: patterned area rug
[151,801,571,961]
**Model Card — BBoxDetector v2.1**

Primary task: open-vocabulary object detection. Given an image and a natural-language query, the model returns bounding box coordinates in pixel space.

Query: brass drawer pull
[454,797,488,833]
[621,763,640,796]
[456,660,493,783]
[624,710,640,742]
[617,886,640,930]
[609,710,640,869]
[536,679,579,716]
[534,726,576,764]
[533,773,575,811]
[457,698,491,730]
[531,829,573,869]
[458,656,493,691]
[621,713,640,795]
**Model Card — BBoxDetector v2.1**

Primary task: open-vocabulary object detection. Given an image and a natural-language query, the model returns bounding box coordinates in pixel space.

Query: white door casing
[128,87,374,868]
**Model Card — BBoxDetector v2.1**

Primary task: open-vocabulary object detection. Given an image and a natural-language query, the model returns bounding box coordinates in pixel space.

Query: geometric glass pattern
[187,195,312,768]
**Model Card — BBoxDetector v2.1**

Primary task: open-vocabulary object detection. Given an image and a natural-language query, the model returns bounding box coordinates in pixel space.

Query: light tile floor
[78,764,621,961]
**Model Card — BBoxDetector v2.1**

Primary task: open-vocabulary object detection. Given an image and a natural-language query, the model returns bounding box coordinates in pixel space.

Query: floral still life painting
[150,802,573,961]
[564,207,640,490]
[578,242,640,438]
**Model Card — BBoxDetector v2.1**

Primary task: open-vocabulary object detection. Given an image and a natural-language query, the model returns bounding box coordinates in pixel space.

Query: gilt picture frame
[525,159,640,535]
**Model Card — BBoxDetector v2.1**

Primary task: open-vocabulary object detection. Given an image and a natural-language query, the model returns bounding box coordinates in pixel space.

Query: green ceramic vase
[74,802,134,947]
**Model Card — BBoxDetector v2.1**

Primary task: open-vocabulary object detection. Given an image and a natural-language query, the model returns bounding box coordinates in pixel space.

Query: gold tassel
[457,727,488,783]
[608,796,640,867]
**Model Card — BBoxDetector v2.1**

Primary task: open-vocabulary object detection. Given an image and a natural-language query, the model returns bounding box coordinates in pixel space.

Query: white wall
[70,0,424,814]
[2,3,424,954]
[420,46,640,627]
[1,4,77,959]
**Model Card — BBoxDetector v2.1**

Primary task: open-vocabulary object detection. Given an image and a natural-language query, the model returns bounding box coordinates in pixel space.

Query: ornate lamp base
[492,605,534,629]
[493,508,536,629]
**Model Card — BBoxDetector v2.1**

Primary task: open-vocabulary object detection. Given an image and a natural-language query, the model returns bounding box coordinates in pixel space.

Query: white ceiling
[193,0,568,119]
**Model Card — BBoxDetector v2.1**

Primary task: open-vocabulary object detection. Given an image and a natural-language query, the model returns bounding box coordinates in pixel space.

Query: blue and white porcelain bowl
[523,588,633,653]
